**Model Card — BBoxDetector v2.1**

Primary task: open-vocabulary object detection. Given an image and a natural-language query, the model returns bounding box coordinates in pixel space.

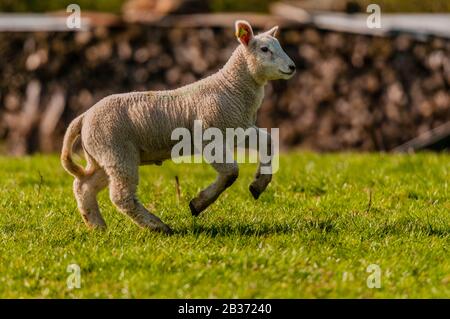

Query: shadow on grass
[372,221,450,238]
[176,222,294,237]
[175,219,337,237]
[174,216,450,238]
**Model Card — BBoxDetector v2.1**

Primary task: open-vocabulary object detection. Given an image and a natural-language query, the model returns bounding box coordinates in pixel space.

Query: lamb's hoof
[249,185,261,200]
[189,200,201,216]
[154,223,174,235]
[162,226,174,235]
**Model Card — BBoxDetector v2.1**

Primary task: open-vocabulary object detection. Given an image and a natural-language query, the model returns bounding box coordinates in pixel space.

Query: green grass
[0,152,449,298]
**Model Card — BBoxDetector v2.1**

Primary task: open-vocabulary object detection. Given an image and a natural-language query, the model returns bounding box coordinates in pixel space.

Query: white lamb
[61,20,296,234]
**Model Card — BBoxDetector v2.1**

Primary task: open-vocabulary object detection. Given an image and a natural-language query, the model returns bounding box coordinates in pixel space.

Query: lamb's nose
[289,64,296,72]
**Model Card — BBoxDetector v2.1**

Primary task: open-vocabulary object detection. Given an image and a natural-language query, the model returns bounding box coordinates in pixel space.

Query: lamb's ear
[235,20,254,46]
[266,26,279,37]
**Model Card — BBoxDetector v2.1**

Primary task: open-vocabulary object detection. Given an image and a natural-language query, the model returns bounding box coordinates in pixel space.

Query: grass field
[0,152,449,298]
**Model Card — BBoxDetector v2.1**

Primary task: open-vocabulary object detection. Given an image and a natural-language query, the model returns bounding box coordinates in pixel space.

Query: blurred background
[0,0,449,155]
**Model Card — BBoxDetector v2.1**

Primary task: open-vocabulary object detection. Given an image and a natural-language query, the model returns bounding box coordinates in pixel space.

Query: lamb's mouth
[279,69,294,75]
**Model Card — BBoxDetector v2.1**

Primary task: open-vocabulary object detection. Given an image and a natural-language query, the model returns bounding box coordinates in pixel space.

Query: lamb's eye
[261,47,269,53]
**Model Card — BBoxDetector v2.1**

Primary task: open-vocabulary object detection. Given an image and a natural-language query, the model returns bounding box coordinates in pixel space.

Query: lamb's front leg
[189,161,239,216]
[249,127,273,200]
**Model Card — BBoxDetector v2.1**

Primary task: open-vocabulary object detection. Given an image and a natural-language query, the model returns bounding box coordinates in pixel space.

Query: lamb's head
[235,20,296,83]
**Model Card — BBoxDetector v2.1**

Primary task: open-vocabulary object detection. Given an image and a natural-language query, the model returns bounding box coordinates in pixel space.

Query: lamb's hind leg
[189,161,239,216]
[105,163,173,234]
[73,168,108,229]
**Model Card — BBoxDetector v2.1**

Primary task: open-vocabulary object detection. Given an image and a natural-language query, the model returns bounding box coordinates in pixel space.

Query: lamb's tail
[61,115,86,178]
